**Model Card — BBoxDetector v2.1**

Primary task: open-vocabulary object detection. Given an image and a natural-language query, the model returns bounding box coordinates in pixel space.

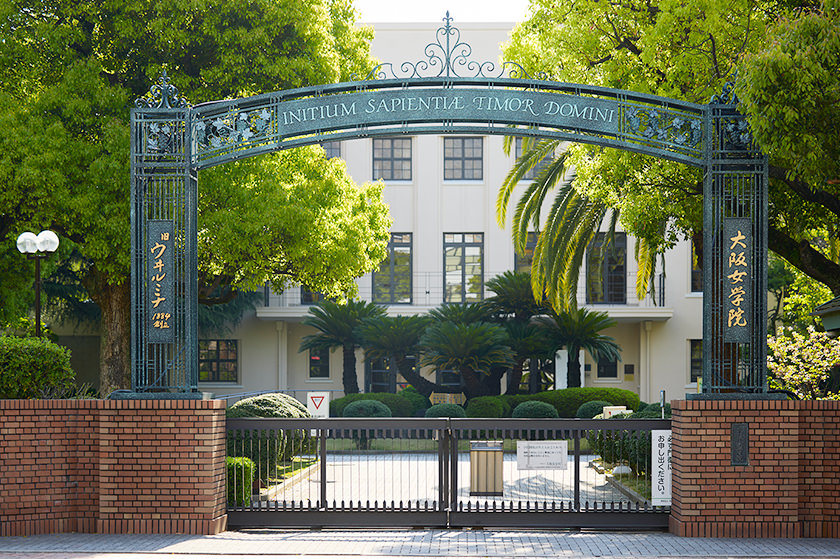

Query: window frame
[596,358,619,379]
[443,233,485,303]
[514,231,539,273]
[322,140,341,159]
[308,347,331,380]
[372,233,413,304]
[689,339,702,384]
[443,137,483,181]
[372,137,412,181]
[690,240,703,293]
[198,339,238,383]
[586,232,627,304]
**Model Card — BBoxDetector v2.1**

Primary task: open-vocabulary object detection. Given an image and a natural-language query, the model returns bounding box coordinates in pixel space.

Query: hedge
[226,456,255,506]
[575,400,613,419]
[398,386,432,415]
[465,396,505,418]
[425,403,466,418]
[329,392,414,418]
[343,399,392,417]
[0,335,74,399]
[531,388,640,417]
[512,400,559,418]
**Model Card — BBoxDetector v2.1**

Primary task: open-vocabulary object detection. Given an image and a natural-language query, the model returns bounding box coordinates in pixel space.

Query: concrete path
[2,529,840,558]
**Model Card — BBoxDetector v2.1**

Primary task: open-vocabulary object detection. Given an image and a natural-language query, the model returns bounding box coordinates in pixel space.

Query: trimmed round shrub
[227,393,309,418]
[575,400,613,419]
[330,392,414,417]
[529,388,641,417]
[343,399,392,417]
[465,396,505,418]
[498,394,528,417]
[398,386,432,415]
[425,403,466,418]
[226,393,312,483]
[642,402,672,417]
[0,335,74,399]
[226,456,255,506]
[512,400,559,418]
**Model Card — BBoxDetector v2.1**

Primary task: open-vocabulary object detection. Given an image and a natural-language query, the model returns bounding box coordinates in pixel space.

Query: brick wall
[670,399,840,538]
[0,399,227,536]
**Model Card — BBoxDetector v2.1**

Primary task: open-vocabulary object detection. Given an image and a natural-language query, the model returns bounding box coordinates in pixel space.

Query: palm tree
[484,270,549,322]
[428,302,491,325]
[501,321,552,394]
[536,307,622,388]
[299,300,385,394]
[357,314,441,396]
[420,321,514,398]
[496,137,663,310]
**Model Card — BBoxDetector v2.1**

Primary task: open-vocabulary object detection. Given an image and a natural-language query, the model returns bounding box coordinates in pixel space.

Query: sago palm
[536,306,622,388]
[299,300,385,394]
[484,270,550,322]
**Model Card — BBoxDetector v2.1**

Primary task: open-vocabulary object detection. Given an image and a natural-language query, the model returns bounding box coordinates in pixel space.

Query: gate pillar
[124,73,200,397]
[699,92,770,395]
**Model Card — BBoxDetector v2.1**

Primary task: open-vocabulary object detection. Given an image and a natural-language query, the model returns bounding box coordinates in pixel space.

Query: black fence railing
[225,417,671,529]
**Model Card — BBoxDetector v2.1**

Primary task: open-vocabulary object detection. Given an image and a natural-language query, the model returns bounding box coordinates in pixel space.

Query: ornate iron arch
[126,15,768,398]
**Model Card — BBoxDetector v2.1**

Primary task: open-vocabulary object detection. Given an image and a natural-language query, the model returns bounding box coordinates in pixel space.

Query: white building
[197,20,704,405]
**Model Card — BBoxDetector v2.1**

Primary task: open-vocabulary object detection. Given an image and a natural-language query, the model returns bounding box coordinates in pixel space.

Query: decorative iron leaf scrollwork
[721,117,753,150]
[146,122,181,154]
[193,107,275,151]
[353,13,544,81]
[135,70,189,109]
[625,107,703,148]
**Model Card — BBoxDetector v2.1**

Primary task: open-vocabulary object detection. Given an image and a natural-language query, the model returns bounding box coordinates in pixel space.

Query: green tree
[300,300,386,395]
[0,0,387,394]
[501,321,552,394]
[767,327,840,399]
[536,307,622,388]
[420,321,515,398]
[484,270,549,321]
[500,0,840,305]
[357,314,442,397]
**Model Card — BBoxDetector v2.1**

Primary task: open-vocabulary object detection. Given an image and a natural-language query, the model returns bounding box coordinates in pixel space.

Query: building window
[436,368,464,389]
[198,340,238,383]
[691,240,703,292]
[444,137,483,180]
[309,348,330,379]
[373,138,411,180]
[444,233,484,303]
[322,141,341,159]
[690,339,702,383]
[373,233,412,304]
[597,359,619,379]
[514,232,538,273]
[301,286,327,305]
[515,137,552,180]
[586,233,626,304]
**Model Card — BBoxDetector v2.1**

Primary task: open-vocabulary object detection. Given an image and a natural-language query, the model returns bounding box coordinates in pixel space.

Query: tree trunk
[342,344,359,394]
[460,366,491,398]
[394,354,440,396]
[505,358,526,395]
[567,355,582,388]
[84,269,131,396]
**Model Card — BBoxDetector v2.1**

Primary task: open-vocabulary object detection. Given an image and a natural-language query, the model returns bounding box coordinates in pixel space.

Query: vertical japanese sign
[651,429,672,506]
[148,220,174,343]
[723,218,752,343]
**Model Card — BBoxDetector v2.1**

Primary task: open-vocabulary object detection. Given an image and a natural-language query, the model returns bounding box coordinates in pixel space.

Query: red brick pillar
[670,399,840,538]
[97,399,227,534]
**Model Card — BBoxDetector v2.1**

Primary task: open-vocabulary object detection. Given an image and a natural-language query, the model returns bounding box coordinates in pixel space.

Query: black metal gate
[226,417,670,529]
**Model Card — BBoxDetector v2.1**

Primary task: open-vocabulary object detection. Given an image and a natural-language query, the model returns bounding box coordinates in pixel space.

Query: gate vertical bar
[320,428,328,508]
[438,423,447,511]
[701,87,769,395]
[573,430,581,510]
[128,74,199,397]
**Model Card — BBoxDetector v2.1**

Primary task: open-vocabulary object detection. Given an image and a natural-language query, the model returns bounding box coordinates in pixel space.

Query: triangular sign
[310,396,324,409]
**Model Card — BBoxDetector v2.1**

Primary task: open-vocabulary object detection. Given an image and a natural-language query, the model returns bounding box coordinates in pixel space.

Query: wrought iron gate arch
[128,17,767,397]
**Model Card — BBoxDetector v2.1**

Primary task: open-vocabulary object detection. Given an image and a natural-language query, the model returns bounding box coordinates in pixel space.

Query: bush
[226,456,255,506]
[343,399,392,417]
[512,400,559,418]
[226,393,313,483]
[529,388,641,417]
[330,392,414,417]
[0,335,74,399]
[398,386,432,415]
[642,402,672,417]
[465,396,505,418]
[425,403,466,418]
[498,394,529,417]
[575,400,613,419]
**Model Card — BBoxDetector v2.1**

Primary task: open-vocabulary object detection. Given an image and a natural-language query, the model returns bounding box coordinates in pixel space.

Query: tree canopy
[503,0,840,304]
[0,0,390,393]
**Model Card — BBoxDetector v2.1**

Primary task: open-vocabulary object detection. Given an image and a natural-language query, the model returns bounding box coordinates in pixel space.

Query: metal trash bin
[469,440,503,496]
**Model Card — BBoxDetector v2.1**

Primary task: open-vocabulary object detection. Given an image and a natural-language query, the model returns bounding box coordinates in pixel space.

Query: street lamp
[16,230,59,337]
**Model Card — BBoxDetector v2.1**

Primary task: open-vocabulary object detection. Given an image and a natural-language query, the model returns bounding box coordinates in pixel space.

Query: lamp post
[16,230,60,337]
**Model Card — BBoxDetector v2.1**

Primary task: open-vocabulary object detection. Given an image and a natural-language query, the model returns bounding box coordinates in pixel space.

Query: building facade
[195,21,705,405]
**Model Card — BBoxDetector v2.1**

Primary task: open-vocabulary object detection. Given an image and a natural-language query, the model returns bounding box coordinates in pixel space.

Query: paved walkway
[2,529,840,558]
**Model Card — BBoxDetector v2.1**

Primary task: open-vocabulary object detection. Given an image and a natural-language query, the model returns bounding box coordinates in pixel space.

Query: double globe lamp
[16,230,60,337]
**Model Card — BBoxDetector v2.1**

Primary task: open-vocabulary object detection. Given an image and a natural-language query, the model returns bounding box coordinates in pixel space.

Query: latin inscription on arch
[272,88,619,137]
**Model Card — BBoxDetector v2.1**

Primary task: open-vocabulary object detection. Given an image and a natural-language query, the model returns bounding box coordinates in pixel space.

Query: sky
[354,0,530,23]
